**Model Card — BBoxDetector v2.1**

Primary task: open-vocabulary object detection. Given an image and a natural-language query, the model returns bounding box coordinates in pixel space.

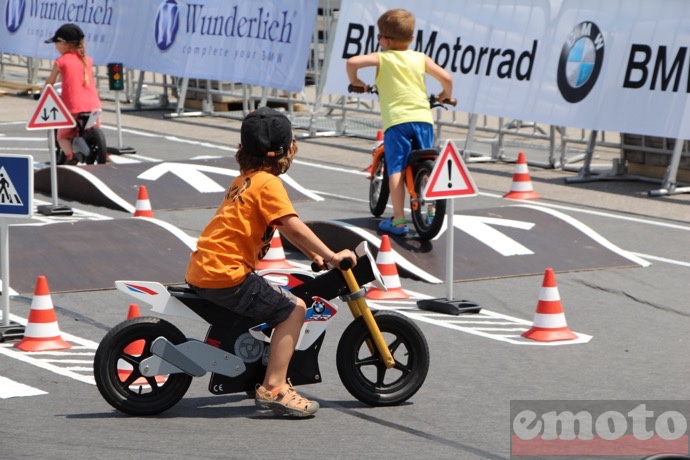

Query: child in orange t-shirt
[43,23,102,165]
[186,107,356,417]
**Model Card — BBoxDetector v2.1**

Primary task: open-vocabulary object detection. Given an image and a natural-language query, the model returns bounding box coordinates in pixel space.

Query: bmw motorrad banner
[0,0,318,92]
[323,0,690,139]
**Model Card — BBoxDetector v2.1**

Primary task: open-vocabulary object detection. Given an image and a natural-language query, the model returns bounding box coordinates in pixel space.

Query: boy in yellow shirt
[347,9,453,235]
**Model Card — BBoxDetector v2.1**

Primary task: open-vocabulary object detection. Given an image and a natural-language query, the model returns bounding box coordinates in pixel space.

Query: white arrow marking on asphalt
[0,376,47,399]
[138,163,239,193]
[454,215,535,256]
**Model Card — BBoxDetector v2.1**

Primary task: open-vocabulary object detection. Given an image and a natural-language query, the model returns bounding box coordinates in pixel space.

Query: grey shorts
[188,272,299,328]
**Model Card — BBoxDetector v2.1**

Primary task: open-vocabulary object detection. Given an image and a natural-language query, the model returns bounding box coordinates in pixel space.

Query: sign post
[0,154,33,341]
[26,84,76,216]
[417,140,482,315]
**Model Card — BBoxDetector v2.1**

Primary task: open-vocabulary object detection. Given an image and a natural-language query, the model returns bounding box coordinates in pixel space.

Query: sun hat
[240,107,292,157]
[44,23,84,44]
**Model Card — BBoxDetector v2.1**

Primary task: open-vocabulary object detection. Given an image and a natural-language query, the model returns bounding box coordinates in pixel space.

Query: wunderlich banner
[323,0,690,139]
[0,0,318,92]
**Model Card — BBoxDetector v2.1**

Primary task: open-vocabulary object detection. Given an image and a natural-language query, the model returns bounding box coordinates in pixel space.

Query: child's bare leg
[388,172,406,225]
[58,137,73,156]
[261,298,307,391]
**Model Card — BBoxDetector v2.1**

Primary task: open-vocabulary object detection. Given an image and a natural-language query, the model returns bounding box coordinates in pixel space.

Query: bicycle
[58,109,107,164]
[34,86,108,165]
[93,241,430,416]
[348,84,457,240]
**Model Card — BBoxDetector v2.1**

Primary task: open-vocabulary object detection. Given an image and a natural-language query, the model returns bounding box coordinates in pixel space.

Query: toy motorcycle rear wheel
[94,316,193,416]
[336,311,429,406]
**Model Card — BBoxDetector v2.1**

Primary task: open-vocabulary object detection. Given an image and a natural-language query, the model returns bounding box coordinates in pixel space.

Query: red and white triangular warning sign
[423,140,478,199]
[26,85,75,130]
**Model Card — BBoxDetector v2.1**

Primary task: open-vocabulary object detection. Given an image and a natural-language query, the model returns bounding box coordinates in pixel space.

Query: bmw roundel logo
[557,22,605,103]
[154,0,179,51]
[5,0,26,34]
[312,301,325,314]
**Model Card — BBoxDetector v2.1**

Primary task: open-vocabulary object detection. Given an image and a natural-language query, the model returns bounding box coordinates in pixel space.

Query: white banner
[323,0,690,139]
[0,0,318,92]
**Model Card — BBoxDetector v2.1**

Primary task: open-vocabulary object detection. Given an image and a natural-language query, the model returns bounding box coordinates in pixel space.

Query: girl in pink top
[44,23,102,165]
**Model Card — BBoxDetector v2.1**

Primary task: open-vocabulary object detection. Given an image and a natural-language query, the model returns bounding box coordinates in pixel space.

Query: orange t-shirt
[185,170,297,289]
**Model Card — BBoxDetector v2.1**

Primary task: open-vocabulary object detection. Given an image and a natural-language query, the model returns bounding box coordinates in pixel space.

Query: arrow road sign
[26,85,75,130]
[424,139,478,199]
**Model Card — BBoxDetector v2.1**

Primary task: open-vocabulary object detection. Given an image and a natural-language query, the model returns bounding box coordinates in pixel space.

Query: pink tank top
[56,51,101,114]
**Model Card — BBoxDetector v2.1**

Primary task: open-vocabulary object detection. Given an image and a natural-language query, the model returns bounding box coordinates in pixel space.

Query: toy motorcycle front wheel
[336,311,429,406]
[93,316,193,416]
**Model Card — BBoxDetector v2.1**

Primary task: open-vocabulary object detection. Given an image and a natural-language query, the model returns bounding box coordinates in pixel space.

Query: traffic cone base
[366,235,410,300]
[134,185,154,217]
[504,152,541,200]
[257,229,294,270]
[522,268,577,342]
[14,276,71,352]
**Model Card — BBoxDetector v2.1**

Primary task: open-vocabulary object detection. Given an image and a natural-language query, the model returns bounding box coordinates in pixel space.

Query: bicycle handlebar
[348,84,456,108]
[311,258,353,273]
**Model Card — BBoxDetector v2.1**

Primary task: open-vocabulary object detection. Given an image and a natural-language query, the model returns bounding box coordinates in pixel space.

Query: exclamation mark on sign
[447,159,453,188]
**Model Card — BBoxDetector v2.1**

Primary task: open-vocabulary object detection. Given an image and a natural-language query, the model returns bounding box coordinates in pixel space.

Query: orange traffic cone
[522,268,577,342]
[133,185,154,217]
[256,229,294,270]
[374,129,384,146]
[365,235,410,300]
[363,130,384,174]
[503,151,540,200]
[14,276,71,352]
[117,304,166,385]
[118,304,144,383]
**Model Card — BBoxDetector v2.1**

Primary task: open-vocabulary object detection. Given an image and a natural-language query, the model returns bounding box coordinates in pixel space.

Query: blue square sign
[0,155,33,218]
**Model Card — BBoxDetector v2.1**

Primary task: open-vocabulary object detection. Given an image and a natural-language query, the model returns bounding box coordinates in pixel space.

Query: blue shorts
[188,272,298,328]
[383,122,434,175]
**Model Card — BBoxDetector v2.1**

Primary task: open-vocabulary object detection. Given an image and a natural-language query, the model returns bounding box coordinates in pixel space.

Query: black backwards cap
[44,23,84,44]
[240,107,292,157]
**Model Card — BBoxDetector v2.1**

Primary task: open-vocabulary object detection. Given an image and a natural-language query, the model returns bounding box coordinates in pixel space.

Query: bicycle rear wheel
[410,159,446,240]
[84,127,107,164]
[369,158,389,217]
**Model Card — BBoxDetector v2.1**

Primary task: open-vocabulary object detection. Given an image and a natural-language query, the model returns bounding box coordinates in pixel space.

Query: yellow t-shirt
[185,170,297,289]
[375,50,433,130]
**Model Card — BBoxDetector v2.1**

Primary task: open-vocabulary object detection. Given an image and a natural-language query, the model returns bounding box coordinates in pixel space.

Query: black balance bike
[93,242,430,416]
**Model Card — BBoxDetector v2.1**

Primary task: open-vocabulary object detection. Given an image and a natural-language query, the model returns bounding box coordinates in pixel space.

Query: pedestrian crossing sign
[0,155,33,218]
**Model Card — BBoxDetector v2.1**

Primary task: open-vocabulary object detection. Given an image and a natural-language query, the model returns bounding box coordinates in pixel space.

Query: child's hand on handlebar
[437,91,456,106]
[331,249,357,269]
[348,81,369,94]
[315,249,357,270]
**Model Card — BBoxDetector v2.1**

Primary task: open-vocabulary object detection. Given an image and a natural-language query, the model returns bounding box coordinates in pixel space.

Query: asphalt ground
[1,90,689,459]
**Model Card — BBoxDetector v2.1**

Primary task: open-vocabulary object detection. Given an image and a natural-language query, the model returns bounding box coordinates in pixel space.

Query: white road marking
[0,376,47,399]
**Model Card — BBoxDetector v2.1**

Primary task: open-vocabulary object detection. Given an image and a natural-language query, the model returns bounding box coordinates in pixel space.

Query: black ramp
[34,157,317,212]
[307,205,646,282]
[4,218,193,294]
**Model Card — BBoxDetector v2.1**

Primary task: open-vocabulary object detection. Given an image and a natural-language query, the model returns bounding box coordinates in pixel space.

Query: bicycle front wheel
[369,158,389,217]
[336,311,429,406]
[411,160,446,240]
